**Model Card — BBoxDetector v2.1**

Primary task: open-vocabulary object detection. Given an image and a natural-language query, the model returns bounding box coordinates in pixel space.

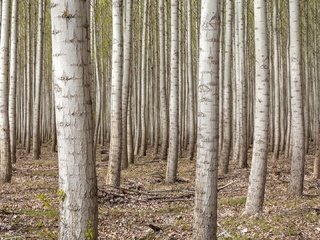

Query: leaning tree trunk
[288,0,305,196]
[245,0,270,215]
[33,0,45,160]
[9,0,18,164]
[50,1,98,239]
[0,0,11,183]
[107,0,124,187]
[166,0,179,184]
[193,0,220,239]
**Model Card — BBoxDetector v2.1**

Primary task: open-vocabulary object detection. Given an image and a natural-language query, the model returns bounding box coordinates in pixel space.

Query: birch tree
[219,0,232,174]
[50,1,98,238]
[33,0,45,160]
[187,0,195,160]
[0,0,11,183]
[193,0,220,238]
[107,0,123,187]
[9,0,18,164]
[245,0,270,215]
[121,0,133,169]
[158,0,169,160]
[166,0,179,183]
[288,0,305,196]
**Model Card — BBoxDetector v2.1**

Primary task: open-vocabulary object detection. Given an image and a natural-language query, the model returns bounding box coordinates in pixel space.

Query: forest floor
[0,144,320,240]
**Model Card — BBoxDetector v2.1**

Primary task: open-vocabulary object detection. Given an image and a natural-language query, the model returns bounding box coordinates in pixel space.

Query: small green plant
[37,193,52,209]
[85,220,95,240]
[57,189,66,203]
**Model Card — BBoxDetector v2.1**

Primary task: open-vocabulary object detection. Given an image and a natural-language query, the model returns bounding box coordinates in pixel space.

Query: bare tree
[166,0,179,183]
[107,0,124,187]
[50,1,98,238]
[245,0,270,215]
[193,0,220,239]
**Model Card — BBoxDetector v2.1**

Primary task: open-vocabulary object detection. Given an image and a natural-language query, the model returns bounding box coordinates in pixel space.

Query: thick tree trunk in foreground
[193,0,220,239]
[245,0,270,215]
[51,1,98,239]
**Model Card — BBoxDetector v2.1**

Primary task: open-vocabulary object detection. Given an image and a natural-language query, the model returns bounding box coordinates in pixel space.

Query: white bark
[33,0,45,160]
[107,0,124,187]
[193,0,220,239]
[50,1,98,238]
[166,0,179,184]
[158,0,169,160]
[121,0,133,169]
[187,0,195,160]
[288,0,305,196]
[9,0,18,164]
[245,0,270,215]
[220,0,232,174]
[0,0,11,183]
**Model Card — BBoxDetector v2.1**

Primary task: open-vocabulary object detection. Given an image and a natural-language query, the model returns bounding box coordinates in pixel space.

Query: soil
[0,144,319,239]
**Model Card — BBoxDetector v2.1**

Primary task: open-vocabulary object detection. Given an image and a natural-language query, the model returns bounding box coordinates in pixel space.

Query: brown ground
[0,144,319,239]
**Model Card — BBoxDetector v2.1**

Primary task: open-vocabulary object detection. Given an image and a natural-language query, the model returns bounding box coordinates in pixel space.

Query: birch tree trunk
[166,0,179,183]
[193,0,220,238]
[158,0,169,160]
[50,1,98,239]
[9,0,18,164]
[273,1,280,159]
[33,0,45,160]
[288,0,305,196]
[139,0,148,157]
[26,1,32,154]
[121,0,133,169]
[245,0,270,215]
[0,0,11,183]
[107,0,123,187]
[219,0,232,174]
[187,0,195,160]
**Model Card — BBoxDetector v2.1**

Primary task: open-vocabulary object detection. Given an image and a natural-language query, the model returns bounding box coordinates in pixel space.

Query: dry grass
[0,145,319,239]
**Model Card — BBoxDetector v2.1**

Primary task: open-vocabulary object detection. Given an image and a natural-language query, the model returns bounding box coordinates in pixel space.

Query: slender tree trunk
[245,0,270,215]
[26,1,32,154]
[139,0,148,157]
[33,0,45,160]
[107,0,124,187]
[187,0,195,160]
[219,0,232,174]
[273,1,280,159]
[288,0,305,196]
[193,1,220,239]
[0,0,11,183]
[158,0,169,160]
[51,1,98,239]
[121,0,133,169]
[9,0,18,164]
[166,0,179,184]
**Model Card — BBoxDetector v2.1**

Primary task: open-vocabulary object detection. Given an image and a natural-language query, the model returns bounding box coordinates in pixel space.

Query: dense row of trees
[0,0,317,239]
